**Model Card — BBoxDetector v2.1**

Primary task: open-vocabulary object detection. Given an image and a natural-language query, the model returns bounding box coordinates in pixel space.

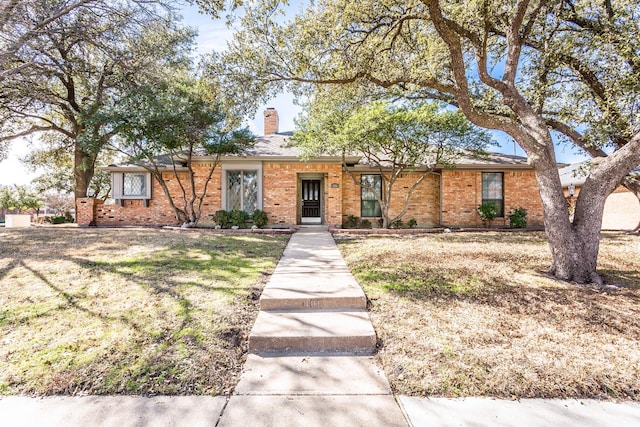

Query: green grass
[0,228,289,396]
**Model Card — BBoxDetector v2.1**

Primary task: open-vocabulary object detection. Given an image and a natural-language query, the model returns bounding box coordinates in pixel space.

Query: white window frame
[111,172,152,200]
[221,163,263,212]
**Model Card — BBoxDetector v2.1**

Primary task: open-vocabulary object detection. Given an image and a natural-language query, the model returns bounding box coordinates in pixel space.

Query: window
[111,172,151,200]
[361,174,382,217]
[123,173,146,197]
[482,172,504,216]
[227,170,258,213]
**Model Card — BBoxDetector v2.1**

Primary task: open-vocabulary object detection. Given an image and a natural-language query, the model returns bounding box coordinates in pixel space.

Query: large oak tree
[0,0,193,199]
[215,0,640,284]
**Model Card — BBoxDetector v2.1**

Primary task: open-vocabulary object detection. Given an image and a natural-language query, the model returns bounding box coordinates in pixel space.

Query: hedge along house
[76,108,545,228]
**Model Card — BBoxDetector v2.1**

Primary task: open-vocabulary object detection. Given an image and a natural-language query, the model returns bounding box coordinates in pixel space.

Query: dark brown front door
[301,179,321,220]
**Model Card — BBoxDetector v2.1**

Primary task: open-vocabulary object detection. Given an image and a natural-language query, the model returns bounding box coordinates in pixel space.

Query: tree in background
[0,0,194,199]
[111,74,255,226]
[0,186,16,218]
[43,193,75,216]
[294,95,492,228]
[217,0,640,285]
[0,185,42,214]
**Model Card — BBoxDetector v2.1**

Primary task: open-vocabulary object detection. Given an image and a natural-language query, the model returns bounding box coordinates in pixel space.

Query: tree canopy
[294,94,493,227]
[217,0,640,284]
[0,0,194,199]
[0,184,42,213]
[111,72,255,225]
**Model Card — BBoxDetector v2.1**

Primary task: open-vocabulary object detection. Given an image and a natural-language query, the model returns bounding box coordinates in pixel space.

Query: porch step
[249,310,377,354]
[260,267,367,311]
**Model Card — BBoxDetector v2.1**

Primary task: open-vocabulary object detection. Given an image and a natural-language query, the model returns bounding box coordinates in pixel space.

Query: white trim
[111,172,152,200]
[221,162,263,211]
[301,217,322,224]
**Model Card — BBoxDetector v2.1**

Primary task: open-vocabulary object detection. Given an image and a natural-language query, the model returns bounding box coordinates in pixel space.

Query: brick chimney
[263,108,279,135]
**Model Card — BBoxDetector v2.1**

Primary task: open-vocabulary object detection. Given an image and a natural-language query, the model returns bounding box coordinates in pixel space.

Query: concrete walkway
[219,226,407,426]
[1,226,639,426]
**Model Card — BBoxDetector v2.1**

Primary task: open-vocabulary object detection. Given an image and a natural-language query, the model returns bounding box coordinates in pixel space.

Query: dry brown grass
[337,231,640,400]
[0,227,288,396]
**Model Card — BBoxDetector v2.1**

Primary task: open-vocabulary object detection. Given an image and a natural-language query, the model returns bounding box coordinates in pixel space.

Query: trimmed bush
[252,209,268,228]
[477,202,499,227]
[344,215,359,229]
[508,207,528,229]
[230,209,249,228]
[213,210,232,228]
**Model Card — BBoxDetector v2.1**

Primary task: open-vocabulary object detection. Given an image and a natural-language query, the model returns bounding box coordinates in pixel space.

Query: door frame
[298,173,324,224]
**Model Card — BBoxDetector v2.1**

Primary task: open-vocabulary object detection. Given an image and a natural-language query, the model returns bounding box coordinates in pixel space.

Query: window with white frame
[226,170,258,213]
[110,171,151,200]
[123,173,147,197]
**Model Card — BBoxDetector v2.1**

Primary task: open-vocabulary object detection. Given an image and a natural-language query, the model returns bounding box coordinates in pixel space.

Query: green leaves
[0,185,42,212]
[293,96,493,168]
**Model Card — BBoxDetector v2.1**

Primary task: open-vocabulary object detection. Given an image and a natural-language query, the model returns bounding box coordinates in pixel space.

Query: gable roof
[103,132,537,171]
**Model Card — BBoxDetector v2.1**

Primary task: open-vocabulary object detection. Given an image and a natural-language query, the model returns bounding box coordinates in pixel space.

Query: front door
[301,179,321,224]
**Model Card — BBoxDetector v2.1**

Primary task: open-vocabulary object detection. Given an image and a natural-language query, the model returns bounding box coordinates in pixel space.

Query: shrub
[477,202,499,226]
[230,209,249,228]
[360,219,372,229]
[344,215,359,229]
[390,219,404,229]
[213,210,231,228]
[51,216,66,224]
[252,209,268,228]
[508,207,528,229]
[408,218,417,228]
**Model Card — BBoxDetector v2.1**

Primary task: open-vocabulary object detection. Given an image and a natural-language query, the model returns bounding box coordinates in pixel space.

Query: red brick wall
[83,162,544,228]
[76,198,97,226]
[87,165,223,226]
[341,172,440,227]
[441,169,544,227]
[262,162,343,225]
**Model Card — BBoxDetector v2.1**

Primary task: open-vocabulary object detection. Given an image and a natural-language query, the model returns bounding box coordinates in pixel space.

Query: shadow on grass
[0,229,288,396]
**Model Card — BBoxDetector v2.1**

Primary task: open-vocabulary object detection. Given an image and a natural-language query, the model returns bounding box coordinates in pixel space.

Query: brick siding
[441,169,544,227]
[341,172,440,227]
[79,162,545,228]
[263,162,343,225]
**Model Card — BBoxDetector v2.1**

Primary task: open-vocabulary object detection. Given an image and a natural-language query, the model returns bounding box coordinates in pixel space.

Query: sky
[0,2,587,187]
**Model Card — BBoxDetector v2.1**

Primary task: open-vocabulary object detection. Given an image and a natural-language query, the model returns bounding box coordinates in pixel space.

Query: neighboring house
[560,162,640,231]
[77,109,546,228]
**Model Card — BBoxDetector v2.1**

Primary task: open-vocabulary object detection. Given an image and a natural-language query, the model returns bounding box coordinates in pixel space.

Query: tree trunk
[73,148,95,200]
[621,176,640,232]
[514,124,610,285]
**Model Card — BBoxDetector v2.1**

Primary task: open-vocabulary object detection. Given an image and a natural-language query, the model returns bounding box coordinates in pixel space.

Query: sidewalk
[1,227,639,426]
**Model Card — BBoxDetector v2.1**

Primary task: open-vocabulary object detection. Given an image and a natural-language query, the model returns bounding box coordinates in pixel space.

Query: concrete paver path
[219,226,408,426]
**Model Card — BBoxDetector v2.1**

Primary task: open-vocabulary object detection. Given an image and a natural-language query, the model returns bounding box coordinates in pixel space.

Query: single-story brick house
[76,109,545,228]
[560,162,640,231]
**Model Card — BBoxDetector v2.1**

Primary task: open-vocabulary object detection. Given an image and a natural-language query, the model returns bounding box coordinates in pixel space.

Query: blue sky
[0,2,587,187]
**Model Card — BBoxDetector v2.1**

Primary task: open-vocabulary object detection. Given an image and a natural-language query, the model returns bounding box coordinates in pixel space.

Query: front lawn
[0,228,289,396]
[337,231,640,400]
